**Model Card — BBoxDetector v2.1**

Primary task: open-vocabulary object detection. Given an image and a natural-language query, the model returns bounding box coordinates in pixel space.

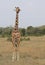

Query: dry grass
[0,36,45,65]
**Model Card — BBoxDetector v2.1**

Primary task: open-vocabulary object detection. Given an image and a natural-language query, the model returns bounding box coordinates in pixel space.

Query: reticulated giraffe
[12,7,20,61]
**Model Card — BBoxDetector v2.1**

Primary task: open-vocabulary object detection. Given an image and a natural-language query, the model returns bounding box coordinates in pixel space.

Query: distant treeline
[0,25,45,37]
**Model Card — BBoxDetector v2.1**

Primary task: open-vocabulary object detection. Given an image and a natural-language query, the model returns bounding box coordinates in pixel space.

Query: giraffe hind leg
[12,52,15,62]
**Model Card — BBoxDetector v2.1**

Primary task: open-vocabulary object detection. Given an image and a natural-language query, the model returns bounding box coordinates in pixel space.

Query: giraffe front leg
[16,50,20,61]
[12,47,17,62]
[12,52,15,62]
[15,46,20,61]
[12,47,19,62]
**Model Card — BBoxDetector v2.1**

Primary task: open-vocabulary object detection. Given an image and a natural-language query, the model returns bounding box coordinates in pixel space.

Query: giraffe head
[15,7,20,14]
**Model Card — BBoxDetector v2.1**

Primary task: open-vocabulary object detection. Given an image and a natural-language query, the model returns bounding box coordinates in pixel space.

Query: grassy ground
[0,36,45,65]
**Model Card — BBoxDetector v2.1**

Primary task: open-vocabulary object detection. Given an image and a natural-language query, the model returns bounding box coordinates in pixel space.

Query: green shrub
[7,37,12,42]
[20,37,30,41]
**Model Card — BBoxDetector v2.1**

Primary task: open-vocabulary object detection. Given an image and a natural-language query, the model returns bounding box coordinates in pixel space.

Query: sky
[0,0,45,28]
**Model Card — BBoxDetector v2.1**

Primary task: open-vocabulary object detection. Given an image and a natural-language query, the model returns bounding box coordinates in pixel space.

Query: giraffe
[12,7,20,61]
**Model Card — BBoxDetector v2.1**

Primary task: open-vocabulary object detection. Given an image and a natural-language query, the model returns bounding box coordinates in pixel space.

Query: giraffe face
[16,7,20,13]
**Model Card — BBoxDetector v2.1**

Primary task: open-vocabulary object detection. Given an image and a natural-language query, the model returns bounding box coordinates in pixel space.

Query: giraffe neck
[15,13,19,31]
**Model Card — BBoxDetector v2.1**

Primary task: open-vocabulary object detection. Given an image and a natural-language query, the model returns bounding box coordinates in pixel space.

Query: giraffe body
[12,7,20,61]
[12,31,20,47]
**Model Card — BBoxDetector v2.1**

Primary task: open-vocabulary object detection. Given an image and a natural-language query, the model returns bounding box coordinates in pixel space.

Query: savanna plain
[0,36,45,65]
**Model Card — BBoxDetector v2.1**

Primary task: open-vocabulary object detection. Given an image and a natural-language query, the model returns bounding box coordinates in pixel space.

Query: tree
[42,29,45,35]
[27,26,34,35]
[0,28,2,34]
[21,28,26,36]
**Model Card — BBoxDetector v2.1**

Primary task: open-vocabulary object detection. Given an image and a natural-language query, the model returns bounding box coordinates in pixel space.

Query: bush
[20,37,30,41]
[7,37,12,42]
